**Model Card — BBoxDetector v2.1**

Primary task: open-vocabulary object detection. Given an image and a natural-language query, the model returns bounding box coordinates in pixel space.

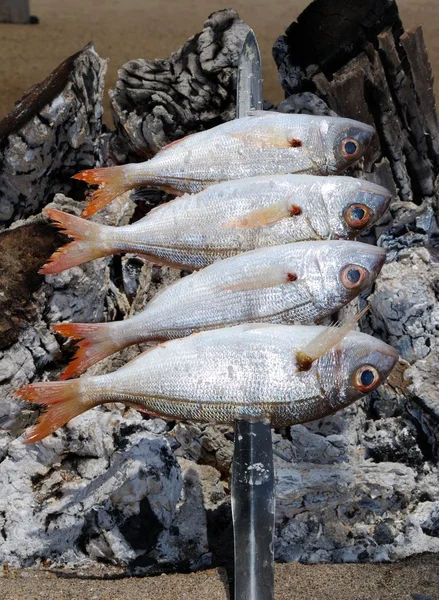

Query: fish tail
[53,321,123,379]
[73,165,135,218]
[40,208,114,274]
[14,380,97,443]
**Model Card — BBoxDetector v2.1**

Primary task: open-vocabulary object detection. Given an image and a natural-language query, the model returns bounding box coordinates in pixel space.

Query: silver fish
[53,240,386,379]
[41,175,391,273]
[74,112,375,217]
[16,324,398,443]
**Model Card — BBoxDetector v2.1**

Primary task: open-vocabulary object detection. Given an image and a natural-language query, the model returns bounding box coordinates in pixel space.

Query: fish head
[317,118,375,174]
[317,331,398,410]
[306,240,386,309]
[317,178,392,239]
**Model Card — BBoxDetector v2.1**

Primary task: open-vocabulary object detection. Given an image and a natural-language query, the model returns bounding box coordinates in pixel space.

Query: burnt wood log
[273,0,439,209]
[109,9,250,163]
[0,43,107,229]
[273,0,403,91]
[0,44,117,427]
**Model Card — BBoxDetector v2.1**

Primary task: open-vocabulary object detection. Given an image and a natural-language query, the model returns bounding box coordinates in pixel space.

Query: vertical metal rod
[232,420,275,600]
[236,30,263,117]
[232,29,275,600]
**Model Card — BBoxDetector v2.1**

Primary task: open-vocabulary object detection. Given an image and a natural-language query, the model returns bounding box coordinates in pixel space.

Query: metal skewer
[236,29,263,117]
[231,30,275,600]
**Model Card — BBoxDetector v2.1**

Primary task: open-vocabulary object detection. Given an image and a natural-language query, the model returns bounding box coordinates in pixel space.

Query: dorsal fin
[159,133,195,153]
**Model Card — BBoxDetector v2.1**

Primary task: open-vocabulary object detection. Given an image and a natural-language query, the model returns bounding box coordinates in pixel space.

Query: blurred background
[1,0,439,124]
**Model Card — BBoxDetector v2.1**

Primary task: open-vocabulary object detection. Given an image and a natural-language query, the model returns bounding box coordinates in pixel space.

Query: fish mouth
[359,123,376,135]
[367,248,387,277]
[352,186,393,222]
[357,248,387,281]
[362,243,387,257]
[379,345,399,362]
[359,182,393,208]
[354,124,375,144]
[378,347,399,380]
[370,344,399,374]
[359,181,392,196]
[321,163,340,176]
[349,242,387,265]
[343,125,375,155]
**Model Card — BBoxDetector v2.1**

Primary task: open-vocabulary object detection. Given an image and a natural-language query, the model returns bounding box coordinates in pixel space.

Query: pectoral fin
[228,129,291,147]
[296,305,370,371]
[222,202,290,229]
[218,267,288,292]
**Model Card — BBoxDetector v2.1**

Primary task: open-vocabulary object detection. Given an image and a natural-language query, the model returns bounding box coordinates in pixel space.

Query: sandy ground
[0,554,438,600]
[1,0,439,125]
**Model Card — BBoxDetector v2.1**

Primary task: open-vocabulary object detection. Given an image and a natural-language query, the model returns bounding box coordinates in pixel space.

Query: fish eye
[354,365,380,392]
[344,203,371,229]
[340,264,368,289]
[339,137,362,160]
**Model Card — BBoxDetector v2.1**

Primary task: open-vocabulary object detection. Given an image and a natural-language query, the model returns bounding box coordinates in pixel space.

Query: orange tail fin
[40,208,113,274]
[54,322,123,379]
[73,165,134,218]
[14,380,97,443]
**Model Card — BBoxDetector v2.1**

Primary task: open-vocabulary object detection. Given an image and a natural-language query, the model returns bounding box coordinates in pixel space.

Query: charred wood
[0,44,107,228]
[109,9,250,163]
[273,0,439,207]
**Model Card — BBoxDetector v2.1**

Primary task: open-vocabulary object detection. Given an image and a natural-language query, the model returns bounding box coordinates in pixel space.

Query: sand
[0,554,438,600]
[1,0,439,125]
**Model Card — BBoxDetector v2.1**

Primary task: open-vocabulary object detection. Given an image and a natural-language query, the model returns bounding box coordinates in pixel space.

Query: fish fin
[228,129,290,147]
[53,322,122,379]
[159,133,195,152]
[40,208,112,274]
[135,251,205,270]
[222,202,290,229]
[14,380,96,444]
[125,403,169,419]
[73,166,135,218]
[296,305,370,371]
[156,184,185,196]
[234,112,304,147]
[218,267,290,292]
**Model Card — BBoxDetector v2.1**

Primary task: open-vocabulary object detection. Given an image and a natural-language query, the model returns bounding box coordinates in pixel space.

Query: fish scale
[42,174,391,274]
[75,324,398,428]
[74,112,376,217]
[16,326,398,442]
[51,240,386,380]
[128,112,373,183]
[106,175,392,269]
[115,240,384,339]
